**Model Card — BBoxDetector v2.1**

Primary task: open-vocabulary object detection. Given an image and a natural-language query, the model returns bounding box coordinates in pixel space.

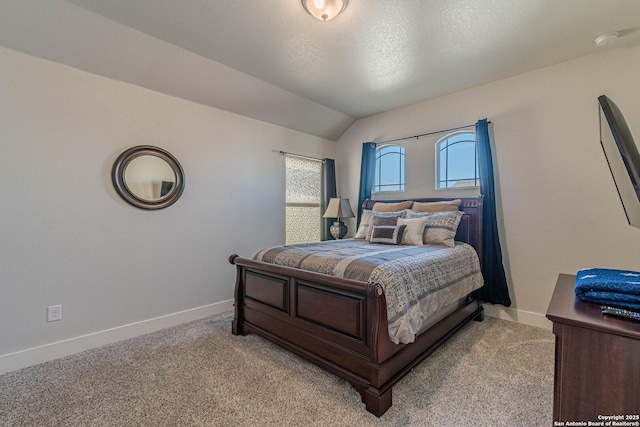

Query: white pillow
[397,216,428,246]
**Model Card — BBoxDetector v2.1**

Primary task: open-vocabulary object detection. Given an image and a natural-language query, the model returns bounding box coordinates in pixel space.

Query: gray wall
[337,44,640,327]
[0,46,336,371]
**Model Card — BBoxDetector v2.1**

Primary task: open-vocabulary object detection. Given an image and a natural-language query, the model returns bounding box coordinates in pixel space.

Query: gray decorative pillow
[355,210,403,239]
[402,209,431,219]
[420,211,464,247]
[366,215,400,241]
[369,225,406,245]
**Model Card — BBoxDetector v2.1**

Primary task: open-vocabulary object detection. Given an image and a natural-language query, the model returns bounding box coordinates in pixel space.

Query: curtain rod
[278,150,325,163]
[376,123,478,145]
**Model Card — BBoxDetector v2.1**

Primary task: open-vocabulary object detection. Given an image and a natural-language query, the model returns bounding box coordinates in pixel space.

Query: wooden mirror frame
[111,145,185,210]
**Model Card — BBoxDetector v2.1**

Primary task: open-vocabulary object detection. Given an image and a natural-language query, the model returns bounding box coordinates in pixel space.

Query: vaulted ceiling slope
[2,0,640,141]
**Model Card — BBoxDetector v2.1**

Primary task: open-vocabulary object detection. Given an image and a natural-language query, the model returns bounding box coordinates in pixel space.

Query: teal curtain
[357,142,377,226]
[476,119,512,306]
[322,159,337,240]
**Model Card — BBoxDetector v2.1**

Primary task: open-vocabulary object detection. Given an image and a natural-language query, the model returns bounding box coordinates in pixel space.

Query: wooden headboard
[362,196,484,263]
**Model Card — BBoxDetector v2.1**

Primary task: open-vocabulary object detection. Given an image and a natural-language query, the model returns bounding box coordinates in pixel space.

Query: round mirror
[112,145,185,210]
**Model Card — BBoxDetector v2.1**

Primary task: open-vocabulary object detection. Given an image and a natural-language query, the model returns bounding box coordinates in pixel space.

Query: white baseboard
[1,300,549,376]
[483,304,552,330]
[0,300,233,375]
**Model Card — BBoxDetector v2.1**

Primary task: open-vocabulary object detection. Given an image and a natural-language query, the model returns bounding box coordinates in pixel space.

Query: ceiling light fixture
[301,0,348,22]
[595,32,619,47]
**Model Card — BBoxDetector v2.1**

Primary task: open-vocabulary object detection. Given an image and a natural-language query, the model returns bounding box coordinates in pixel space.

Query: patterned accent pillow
[405,210,463,247]
[355,210,403,239]
[423,211,463,247]
[369,225,406,245]
[366,215,400,241]
[402,209,430,219]
[397,216,428,246]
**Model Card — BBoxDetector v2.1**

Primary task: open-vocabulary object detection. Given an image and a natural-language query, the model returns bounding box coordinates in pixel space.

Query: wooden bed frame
[229,196,484,416]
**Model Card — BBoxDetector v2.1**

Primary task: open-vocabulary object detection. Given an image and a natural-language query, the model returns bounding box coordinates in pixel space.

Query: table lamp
[323,197,355,239]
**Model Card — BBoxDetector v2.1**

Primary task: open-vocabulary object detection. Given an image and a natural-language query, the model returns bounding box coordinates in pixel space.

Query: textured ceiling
[2,0,640,140]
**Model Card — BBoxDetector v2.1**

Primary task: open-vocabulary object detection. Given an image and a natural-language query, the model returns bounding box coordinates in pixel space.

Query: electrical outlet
[47,304,62,322]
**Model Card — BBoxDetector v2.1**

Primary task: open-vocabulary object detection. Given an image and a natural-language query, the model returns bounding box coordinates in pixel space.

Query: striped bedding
[254,239,483,344]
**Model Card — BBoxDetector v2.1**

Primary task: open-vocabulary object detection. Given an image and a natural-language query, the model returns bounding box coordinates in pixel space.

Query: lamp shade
[323,197,355,219]
[301,0,348,21]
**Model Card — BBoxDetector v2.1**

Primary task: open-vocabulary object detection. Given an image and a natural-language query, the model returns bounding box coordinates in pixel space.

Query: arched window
[436,131,479,189]
[374,145,405,193]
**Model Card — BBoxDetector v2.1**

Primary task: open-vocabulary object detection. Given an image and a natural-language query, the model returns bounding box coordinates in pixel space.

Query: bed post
[229,254,246,336]
[364,386,393,417]
[473,293,485,322]
[362,281,394,416]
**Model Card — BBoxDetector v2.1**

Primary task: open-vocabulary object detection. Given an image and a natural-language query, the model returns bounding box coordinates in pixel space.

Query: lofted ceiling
[2,0,640,140]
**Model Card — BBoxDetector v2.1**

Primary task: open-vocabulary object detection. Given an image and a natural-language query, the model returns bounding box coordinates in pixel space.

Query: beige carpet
[0,312,554,426]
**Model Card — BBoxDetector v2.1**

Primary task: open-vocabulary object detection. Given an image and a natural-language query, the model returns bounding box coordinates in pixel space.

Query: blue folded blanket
[575,268,640,310]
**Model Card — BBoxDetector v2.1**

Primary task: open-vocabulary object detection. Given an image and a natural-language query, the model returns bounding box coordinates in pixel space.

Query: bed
[229,196,485,416]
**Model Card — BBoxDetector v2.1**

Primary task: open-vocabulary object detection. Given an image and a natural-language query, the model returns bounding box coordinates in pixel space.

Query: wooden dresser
[546,274,640,423]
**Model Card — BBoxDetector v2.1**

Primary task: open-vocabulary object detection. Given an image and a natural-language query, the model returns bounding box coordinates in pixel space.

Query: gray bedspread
[254,239,483,344]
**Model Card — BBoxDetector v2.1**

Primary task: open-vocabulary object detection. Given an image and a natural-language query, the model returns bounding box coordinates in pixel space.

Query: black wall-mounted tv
[598,95,640,228]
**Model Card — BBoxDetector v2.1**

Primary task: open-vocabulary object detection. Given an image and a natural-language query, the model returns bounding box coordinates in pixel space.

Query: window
[436,131,479,189]
[285,156,322,244]
[374,145,405,193]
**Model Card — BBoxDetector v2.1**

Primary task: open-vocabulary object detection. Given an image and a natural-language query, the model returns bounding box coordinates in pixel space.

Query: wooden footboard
[230,254,483,417]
